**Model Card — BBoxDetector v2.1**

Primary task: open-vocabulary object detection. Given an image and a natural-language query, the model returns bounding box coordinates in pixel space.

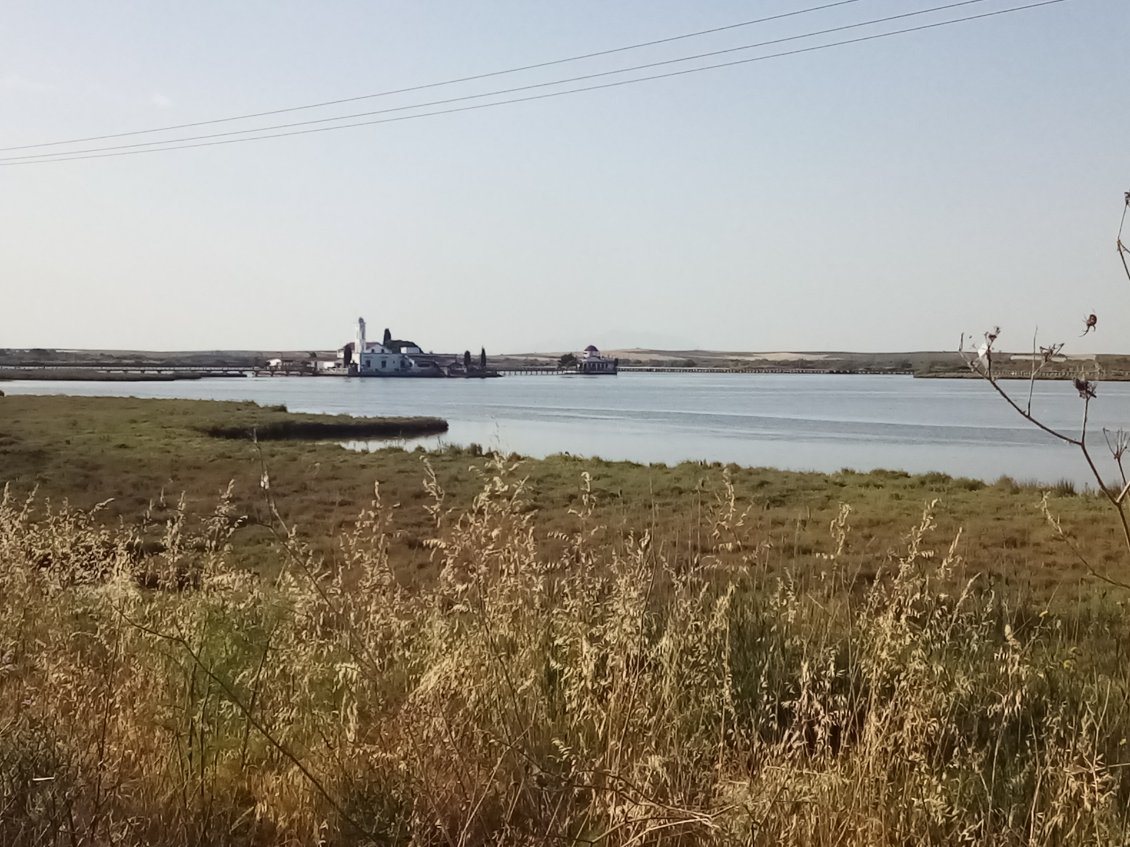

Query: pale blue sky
[1,0,1126,353]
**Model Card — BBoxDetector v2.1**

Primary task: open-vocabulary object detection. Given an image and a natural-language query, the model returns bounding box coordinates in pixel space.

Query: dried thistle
[1073,377,1097,399]
[1040,342,1064,363]
[975,326,1000,368]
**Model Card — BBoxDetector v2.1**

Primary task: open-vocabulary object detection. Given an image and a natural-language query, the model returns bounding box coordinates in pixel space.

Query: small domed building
[576,345,619,375]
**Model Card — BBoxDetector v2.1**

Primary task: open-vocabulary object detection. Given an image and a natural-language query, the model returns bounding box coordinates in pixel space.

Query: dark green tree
[463,350,472,370]
[479,347,486,369]
[558,353,577,369]
[383,328,392,347]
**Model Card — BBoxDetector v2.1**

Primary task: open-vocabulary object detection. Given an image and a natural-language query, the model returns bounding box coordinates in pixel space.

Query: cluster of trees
[462,348,487,370]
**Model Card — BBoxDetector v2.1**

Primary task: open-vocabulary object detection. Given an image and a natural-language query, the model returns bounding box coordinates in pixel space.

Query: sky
[1,0,1127,354]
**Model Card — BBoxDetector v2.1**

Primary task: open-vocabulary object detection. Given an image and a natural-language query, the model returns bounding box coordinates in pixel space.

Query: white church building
[339,317,429,376]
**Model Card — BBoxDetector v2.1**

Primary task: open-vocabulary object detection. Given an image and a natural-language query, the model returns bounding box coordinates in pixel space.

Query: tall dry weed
[0,465,1128,846]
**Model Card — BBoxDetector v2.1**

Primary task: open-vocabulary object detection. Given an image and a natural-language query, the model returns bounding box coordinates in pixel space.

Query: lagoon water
[7,373,1130,486]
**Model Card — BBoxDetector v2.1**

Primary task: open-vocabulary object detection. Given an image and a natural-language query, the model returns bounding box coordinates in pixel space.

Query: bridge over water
[495,366,915,376]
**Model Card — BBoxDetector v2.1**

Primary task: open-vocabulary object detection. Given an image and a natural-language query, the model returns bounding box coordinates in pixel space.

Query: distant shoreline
[3,348,1128,382]
[0,368,225,382]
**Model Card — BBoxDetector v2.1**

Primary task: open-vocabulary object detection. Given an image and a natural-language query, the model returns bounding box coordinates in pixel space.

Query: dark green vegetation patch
[199,417,448,441]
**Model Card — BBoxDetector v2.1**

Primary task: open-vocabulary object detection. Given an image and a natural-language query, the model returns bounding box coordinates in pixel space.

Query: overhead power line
[0,0,868,152]
[0,0,1002,163]
[1,0,1071,167]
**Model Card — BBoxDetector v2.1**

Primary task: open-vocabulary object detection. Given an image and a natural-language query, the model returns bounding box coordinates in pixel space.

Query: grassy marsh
[0,394,1123,596]
[1,437,1129,844]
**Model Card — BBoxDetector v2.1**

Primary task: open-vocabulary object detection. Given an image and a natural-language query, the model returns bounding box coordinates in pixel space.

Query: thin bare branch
[1103,428,1129,489]
[977,367,1079,446]
[1041,494,1130,592]
[1118,193,1130,285]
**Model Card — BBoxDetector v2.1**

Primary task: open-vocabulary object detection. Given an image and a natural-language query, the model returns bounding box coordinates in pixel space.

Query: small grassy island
[1,394,1128,846]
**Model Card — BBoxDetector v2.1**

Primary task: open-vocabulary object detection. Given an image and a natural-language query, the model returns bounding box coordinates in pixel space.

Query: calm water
[5,373,1130,486]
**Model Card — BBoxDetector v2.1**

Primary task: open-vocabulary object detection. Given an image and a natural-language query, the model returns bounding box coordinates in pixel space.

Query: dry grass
[2,457,1129,846]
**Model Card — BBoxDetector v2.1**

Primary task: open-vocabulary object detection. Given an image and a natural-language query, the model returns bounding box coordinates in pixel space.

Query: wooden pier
[496,366,915,376]
[0,365,250,381]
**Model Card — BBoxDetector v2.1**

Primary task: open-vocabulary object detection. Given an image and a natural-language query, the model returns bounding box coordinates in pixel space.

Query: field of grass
[0,394,1124,596]
[3,394,1130,845]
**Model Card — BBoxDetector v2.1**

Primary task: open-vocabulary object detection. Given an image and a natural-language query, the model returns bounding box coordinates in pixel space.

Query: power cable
[0,0,1071,167]
[0,0,869,152]
[0,0,1004,162]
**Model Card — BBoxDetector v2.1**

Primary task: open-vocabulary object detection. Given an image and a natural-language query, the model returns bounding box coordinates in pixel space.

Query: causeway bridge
[495,366,915,376]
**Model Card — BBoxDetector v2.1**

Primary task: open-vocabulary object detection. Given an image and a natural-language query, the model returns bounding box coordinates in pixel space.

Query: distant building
[338,318,434,376]
[575,345,619,375]
[266,356,319,373]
